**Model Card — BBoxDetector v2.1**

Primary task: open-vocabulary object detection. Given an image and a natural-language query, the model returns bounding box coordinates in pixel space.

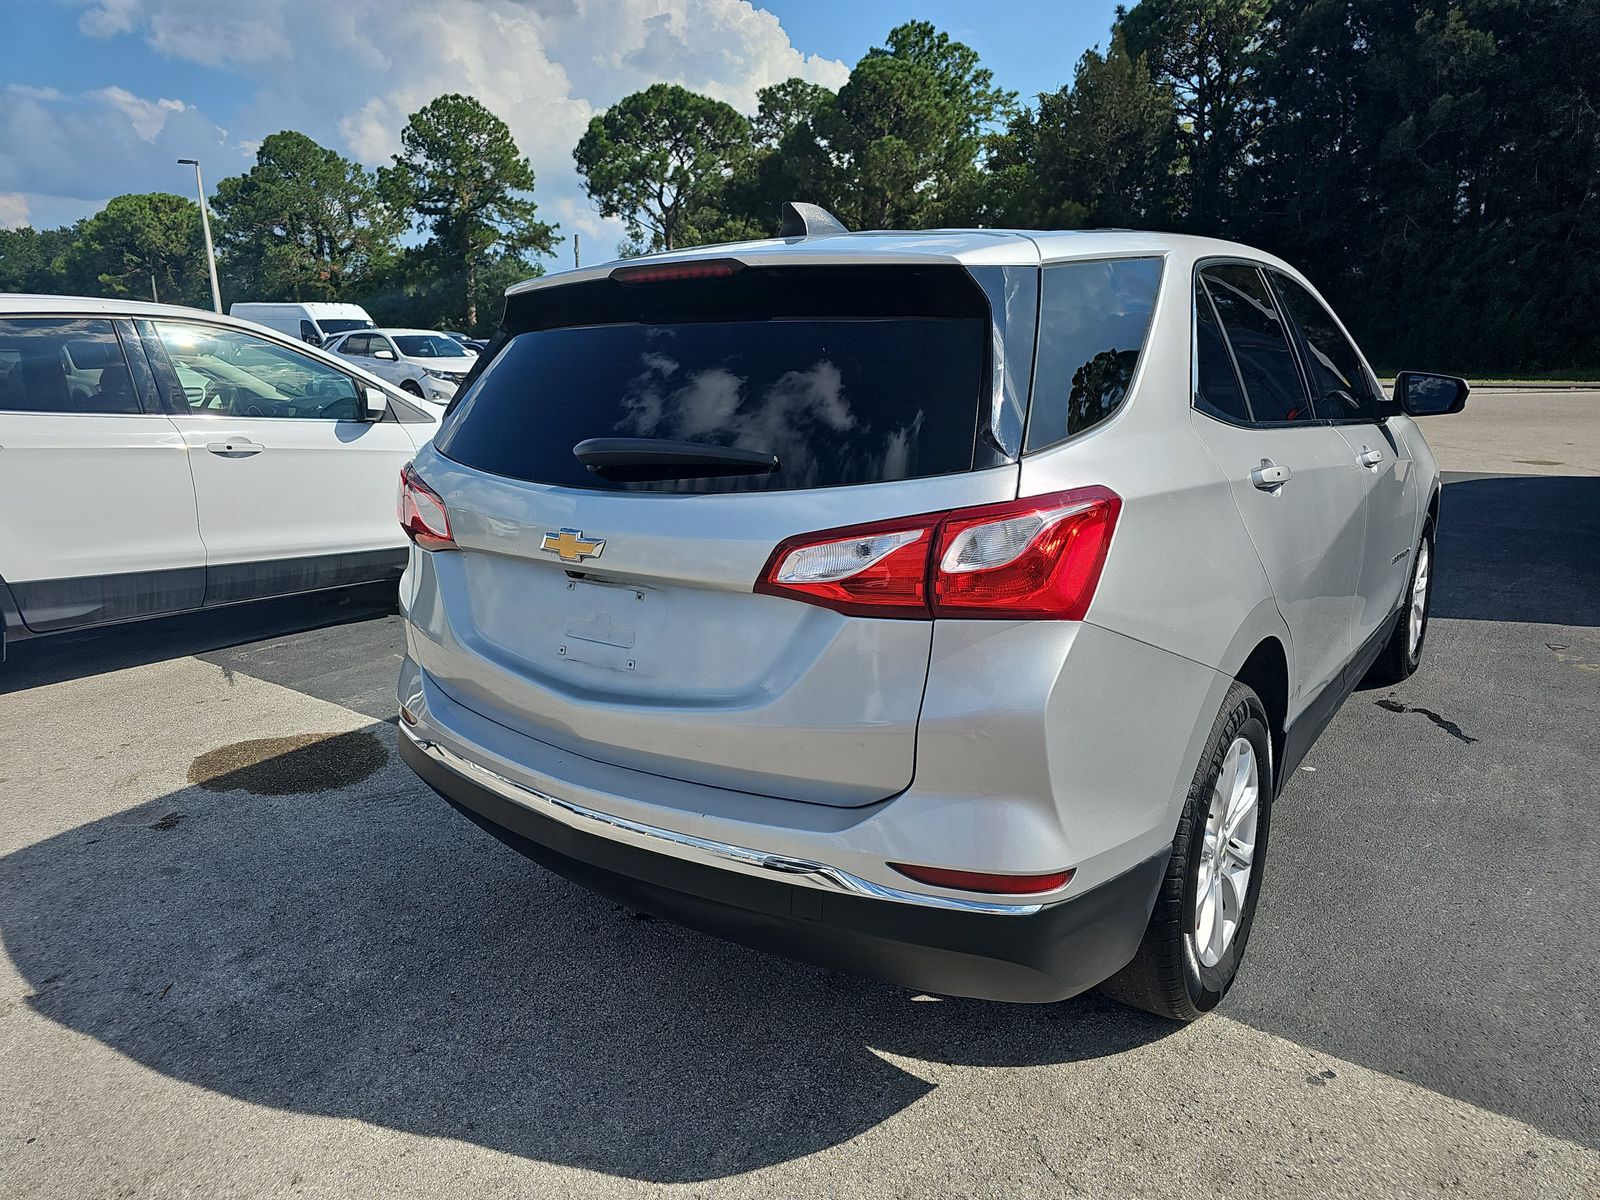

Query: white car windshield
[395,335,470,359]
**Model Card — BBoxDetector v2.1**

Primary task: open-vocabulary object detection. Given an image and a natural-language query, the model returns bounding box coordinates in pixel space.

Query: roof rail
[779,202,850,240]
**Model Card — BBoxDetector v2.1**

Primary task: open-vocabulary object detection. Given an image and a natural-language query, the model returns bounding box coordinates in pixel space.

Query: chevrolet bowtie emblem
[541,527,606,563]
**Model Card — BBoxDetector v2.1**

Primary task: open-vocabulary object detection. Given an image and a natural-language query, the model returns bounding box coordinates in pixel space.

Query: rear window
[0,318,138,414]
[436,265,990,493]
[1025,257,1162,450]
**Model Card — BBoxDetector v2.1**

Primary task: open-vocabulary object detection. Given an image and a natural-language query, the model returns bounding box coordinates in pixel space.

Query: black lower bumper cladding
[401,734,1167,1004]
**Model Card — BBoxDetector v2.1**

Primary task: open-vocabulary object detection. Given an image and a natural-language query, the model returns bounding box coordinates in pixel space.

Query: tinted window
[1271,273,1379,421]
[1194,282,1251,423]
[394,334,470,359]
[0,318,139,414]
[1202,265,1312,424]
[317,319,373,335]
[148,322,360,420]
[1025,258,1162,450]
[440,295,987,495]
[341,334,371,355]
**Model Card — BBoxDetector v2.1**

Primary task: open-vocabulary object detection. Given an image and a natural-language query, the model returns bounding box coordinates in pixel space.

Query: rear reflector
[398,464,456,551]
[611,258,744,285]
[755,486,1120,620]
[889,863,1075,895]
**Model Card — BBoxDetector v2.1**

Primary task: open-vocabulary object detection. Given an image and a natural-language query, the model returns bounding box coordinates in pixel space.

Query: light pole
[177,157,222,313]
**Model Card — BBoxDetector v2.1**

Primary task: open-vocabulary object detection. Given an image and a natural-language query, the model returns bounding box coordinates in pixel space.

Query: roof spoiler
[779,202,850,240]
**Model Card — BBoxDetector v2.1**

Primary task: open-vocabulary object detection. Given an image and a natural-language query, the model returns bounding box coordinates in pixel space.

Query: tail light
[398,464,456,551]
[756,486,1120,620]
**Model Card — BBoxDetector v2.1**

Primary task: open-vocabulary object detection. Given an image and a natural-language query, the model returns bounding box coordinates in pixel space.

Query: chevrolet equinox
[394,208,1466,1019]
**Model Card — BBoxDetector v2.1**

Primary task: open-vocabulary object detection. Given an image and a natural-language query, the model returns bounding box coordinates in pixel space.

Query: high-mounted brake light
[755,486,1121,620]
[611,258,744,285]
[398,464,456,551]
[889,863,1075,895]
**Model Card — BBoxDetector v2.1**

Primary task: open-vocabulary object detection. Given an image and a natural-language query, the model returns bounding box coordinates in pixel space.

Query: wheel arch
[1234,636,1289,781]
[1217,596,1293,784]
[0,571,29,661]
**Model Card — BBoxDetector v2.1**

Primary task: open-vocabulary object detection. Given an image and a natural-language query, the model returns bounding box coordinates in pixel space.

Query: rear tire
[1366,520,1434,685]
[1098,681,1274,1021]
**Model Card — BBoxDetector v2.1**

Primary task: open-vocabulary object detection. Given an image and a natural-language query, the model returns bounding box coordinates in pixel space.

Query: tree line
[0,94,555,335]
[3,1,1598,371]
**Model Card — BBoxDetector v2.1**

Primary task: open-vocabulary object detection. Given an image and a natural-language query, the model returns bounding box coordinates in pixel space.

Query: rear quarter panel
[1013,247,1292,847]
[1017,247,1283,680]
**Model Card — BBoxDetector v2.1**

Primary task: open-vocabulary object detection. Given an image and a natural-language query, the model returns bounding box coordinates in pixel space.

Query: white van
[228,302,375,347]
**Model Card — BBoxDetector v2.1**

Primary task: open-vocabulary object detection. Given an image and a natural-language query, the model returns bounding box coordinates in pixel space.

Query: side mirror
[1394,371,1469,417]
[373,348,396,361]
[363,385,389,420]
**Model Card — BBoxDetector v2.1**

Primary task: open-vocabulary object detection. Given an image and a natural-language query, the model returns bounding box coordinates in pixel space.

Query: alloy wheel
[1193,735,1260,968]
[1408,539,1431,658]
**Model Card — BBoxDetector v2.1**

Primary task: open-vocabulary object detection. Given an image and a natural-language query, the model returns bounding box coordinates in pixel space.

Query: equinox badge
[541,527,606,563]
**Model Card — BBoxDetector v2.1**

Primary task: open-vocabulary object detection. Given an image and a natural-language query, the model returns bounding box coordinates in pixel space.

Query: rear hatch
[410,260,1024,806]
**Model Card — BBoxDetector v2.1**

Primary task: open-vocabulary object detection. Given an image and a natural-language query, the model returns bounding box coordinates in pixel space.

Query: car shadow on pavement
[0,730,1176,1183]
[0,582,399,695]
[1431,472,1600,627]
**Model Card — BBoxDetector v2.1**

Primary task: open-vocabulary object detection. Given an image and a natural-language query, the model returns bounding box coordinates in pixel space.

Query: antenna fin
[779,202,850,239]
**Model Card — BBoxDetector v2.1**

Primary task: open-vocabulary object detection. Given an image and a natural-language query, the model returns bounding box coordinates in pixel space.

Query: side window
[299,320,318,343]
[1193,280,1251,423]
[0,318,140,415]
[1270,273,1380,421]
[1025,257,1163,451]
[370,336,395,360]
[1202,265,1313,425]
[148,322,361,420]
[342,334,370,356]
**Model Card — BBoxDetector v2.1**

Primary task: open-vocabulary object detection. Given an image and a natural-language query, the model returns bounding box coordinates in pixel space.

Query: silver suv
[395,216,1466,1019]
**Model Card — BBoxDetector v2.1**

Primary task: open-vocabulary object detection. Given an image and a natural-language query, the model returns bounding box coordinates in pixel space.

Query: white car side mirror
[363,386,389,420]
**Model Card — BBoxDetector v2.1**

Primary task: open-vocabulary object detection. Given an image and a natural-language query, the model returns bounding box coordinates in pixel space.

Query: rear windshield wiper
[573,437,779,482]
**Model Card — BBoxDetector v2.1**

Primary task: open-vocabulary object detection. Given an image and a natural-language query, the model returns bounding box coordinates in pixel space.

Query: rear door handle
[1250,461,1292,491]
[1357,446,1384,468]
[206,439,264,457]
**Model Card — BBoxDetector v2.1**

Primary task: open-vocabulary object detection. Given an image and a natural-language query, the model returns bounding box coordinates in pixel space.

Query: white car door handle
[206,439,264,457]
[1357,446,1384,468]
[1250,462,1292,490]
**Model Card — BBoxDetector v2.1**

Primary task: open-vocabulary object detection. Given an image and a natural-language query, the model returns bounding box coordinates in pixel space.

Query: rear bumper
[399,727,1168,1003]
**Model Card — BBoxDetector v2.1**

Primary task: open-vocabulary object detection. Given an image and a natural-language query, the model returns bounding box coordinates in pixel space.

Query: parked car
[228,301,375,347]
[441,331,479,354]
[326,328,476,403]
[0,296,438,655]
[392,215,1467,1019]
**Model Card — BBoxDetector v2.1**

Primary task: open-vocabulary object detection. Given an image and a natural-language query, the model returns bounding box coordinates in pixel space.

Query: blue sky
[0,0,1125,255]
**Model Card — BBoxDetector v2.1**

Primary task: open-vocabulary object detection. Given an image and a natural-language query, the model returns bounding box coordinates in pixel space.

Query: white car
[325,328,476,403]
[0,296,438,656]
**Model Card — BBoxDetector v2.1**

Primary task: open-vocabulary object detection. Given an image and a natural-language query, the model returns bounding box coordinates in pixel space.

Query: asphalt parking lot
[1,390,1596,1198]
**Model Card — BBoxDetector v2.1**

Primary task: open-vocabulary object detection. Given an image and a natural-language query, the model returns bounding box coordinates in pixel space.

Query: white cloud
[0,85,230,211]
[94,86,188,140]
[0,193,30,229]
[60,0,850,261]
[77,0,140,37]
[6,85,66,101]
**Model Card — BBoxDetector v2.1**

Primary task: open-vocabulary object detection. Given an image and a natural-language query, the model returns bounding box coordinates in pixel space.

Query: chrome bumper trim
[401,724,1045,917]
